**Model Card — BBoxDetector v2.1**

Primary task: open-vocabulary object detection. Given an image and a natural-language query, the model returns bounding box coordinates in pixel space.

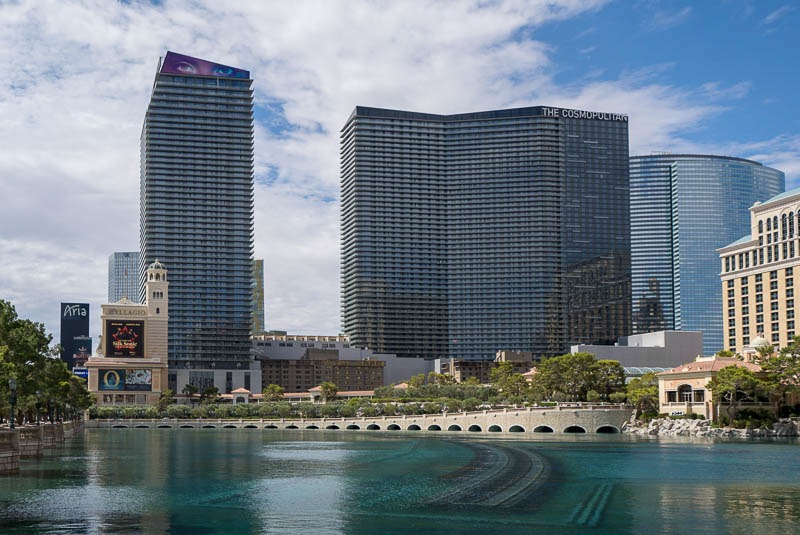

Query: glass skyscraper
[630,154,784,354]
[341,106,631,360]
[139,52,254,375]
[108,251,139,302]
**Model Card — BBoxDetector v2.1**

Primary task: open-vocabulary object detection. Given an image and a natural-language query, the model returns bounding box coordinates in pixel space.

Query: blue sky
[1,0,799,343]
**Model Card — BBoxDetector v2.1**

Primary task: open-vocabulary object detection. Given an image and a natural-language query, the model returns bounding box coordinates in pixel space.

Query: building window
[757,304,764,313]
[727,279,735,288]
[729,319,736,327]
[773,333,780,342]
[729,328,736,336]
[742,317,750,325]
[742,306,749,315]
[772,271,778,280]
[756,283,763,292]
[742,286,749,295]
[789,321,795,330]
[756,294,763,303]
[783,214,788,240]
[757,314,764,324]
[743,327,750,336]
[728,289,735,298]
[768,248,773,262]
[772,312,780,321]
[767,218,772,231]
[788,278,794,287]
[742,297,749,305]
[771,281,779,290]
[771,291,779,300]
[788,300,795,309]
[728,308,735,317]
[756,274,763,282]
[743,336,750,345]
[788,289,795,298]
[791,212,796,238]
[772,302,780,311]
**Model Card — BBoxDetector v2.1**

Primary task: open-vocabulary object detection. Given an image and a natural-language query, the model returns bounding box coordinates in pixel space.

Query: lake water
[1,429,800,534]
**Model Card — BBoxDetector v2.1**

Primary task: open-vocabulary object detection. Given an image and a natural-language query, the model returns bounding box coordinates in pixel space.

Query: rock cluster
[624,417,800,438]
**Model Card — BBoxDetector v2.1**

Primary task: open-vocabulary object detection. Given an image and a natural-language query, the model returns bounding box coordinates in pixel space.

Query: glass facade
[630,155,784,355]
[139,52,255,369]
[108,251,140,302]
[341,106,631,360]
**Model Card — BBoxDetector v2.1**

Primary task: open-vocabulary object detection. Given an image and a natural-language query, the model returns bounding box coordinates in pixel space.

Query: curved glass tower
[630,154,784,354]
[139,52,255,378]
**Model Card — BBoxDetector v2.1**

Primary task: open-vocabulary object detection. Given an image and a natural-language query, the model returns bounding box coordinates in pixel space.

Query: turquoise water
[2,429,800,534]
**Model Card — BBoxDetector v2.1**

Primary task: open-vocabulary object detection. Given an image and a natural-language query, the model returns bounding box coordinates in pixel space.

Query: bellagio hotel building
[719,188,800,353]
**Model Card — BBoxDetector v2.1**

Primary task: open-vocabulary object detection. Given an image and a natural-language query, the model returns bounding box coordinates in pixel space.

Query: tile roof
[657,357,761,376]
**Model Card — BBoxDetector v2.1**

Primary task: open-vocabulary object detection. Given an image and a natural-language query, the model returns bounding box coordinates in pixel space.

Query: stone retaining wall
[625,417,800,438]
[0,422,83,474]
[0,430,19,474]
[18,427,43,458]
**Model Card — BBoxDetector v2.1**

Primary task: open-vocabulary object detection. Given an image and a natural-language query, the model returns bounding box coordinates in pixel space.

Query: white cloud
[0,0,798,345]
[762,5,794,26]
[641,6,692,32]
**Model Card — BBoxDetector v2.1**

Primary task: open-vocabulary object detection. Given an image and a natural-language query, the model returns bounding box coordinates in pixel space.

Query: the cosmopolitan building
[341,106,631,360]
[719,188,800,352]
[108,251,140,302]
[630,154,784,354]
[139,52,257,393]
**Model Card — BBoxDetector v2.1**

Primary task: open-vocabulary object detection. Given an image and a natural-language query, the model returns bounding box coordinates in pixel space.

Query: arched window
[759,220,764,234]
[677,384,693,403]
[774,216,779,231]
[790,212,795,238]
[782,214,788,240]
[767,218,772,231]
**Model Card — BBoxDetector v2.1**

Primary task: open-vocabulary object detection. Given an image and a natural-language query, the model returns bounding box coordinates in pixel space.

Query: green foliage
[707,365,766,421]
[626,372,659,417]
[262,383,285,402]
[529,352,626,402]
[0,300,93,424]
[157,389,175,413]
[319,381,338,402]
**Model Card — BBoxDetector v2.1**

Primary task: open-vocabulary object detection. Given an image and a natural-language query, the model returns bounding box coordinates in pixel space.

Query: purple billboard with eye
[160,51,250,79]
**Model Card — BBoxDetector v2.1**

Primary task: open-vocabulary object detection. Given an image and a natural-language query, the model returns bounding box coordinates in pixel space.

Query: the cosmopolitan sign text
[541,107,628,122]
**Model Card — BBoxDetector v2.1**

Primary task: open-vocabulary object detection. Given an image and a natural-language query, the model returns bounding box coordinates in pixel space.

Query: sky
[1,0,799,344]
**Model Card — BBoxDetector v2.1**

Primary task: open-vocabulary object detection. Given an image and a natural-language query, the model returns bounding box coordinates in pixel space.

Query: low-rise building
[261,348,385,392]
[571,330,703,368]
[253,332,432,386]
[436,350,534,383]
[656,356,766,420]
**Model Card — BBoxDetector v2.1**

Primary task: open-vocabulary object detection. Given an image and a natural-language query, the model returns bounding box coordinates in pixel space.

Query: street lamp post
[8,378,17,429]
[35,390,42,426]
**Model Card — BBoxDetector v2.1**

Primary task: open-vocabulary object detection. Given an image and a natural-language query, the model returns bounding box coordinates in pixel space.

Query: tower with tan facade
[86,260,169,405]
[719,188,800,354]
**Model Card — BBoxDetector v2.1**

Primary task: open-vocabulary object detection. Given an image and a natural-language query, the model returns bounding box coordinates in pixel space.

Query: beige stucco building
[719,188,800,354]
[657,356,764,420]
[85,260,169,405]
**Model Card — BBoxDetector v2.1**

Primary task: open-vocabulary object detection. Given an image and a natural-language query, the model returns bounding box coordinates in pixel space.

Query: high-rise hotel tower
[341,106,631,360]
[630,154,784,355]
[139,52,255,391]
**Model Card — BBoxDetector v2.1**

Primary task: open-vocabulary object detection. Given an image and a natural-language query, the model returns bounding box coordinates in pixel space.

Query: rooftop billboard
[160,51,249,79]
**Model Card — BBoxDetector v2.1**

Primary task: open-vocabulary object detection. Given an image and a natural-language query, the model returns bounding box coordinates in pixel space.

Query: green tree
[593,360,626,401]
[0,300,92,424]
[707,365,765,422]
[530,352,596,402]
[181,384,199,397]
[263,383,285,402]
[626,372,659,417]
[758,336,800,413]
[319,381,338,403]
[408,374,426,388]
[200,386,220,404]
[157,389,175,413]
